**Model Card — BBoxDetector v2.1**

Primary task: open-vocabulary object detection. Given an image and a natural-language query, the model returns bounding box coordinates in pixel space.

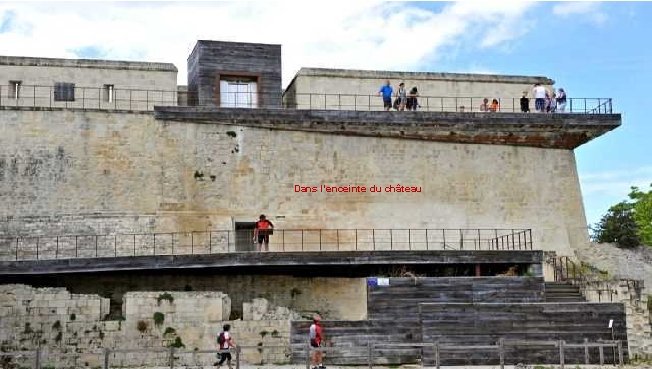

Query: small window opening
[54,82,75,102]
[9,81,21,99]
[103,84,114,103]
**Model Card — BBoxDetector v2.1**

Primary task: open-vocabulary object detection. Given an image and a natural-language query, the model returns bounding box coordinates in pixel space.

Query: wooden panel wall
[187,40,282,108]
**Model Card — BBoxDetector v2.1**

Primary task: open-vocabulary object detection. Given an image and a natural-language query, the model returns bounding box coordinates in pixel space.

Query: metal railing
[0,228,533,261]
[0,84,614,114]
[286,93,613,114]
[0,339,624,369]
[547,255,644,304]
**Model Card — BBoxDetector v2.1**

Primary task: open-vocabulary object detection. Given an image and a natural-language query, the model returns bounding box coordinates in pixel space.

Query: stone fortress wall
[0,285,310,367]
[0,109,589,256]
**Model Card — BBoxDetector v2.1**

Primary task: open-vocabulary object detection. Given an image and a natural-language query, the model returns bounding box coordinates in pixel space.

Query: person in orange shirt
[489,98,499,112]
[253,214,274,252]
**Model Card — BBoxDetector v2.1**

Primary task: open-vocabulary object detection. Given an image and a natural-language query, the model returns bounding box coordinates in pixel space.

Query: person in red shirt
[309,315,325,369]
[253,214,274,252]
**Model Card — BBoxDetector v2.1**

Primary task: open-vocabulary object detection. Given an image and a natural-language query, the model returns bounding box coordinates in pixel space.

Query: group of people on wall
[377,80,420,111]
[524,83,567,113]
[377,80,567,113]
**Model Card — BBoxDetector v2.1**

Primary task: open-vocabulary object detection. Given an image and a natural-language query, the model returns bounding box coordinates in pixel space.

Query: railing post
[599,344,604,365]
[499,338,504,369]
[104,348,110,369]
[306,342,311,369]
[408,229,411,250]
[372,229,376,250]
[559,339,565,369]
[114,234,117,257]
[442,229,446,249]
[301,230,304,251]
[355,229,358,250]
[319,229,322,251]
[56,236,59,259]
[435,342,440,369]
[425,229,429,250]
[36,237,39,260]
[191,232,194,254]
[133,234,136,256]
[336,229,340,251]
[169,346,174,369]
[389,229,393,250]
[96,235,99,257]
[209,232,212,254]
[459,229,463,249]
[75,235,78,258]
[617,340,623,366]
[367,341,372,369]
[35,345,41,369]
[235,346,240,369]
[584,338,589,364]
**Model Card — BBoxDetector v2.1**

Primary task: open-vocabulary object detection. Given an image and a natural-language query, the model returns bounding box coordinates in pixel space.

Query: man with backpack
[215,324,236,369]
[309,315,325,369]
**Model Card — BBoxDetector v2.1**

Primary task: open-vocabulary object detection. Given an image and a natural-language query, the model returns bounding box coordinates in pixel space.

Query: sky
[0,1,650,229]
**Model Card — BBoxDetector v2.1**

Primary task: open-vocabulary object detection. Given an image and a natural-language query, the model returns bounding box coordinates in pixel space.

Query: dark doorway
[235,222,256,252]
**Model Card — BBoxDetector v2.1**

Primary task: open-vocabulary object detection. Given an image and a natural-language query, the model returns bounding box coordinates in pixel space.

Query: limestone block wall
[283,68,554,111]
[0,285,297,367]
[579,280,652,360]
[0,109,588,255]
[51,274,368,321]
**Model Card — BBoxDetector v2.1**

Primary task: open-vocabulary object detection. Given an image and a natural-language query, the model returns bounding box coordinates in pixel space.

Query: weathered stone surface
[0,107,599,255]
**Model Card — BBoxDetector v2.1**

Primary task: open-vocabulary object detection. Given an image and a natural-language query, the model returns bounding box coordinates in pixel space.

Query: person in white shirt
[532,83,547,113]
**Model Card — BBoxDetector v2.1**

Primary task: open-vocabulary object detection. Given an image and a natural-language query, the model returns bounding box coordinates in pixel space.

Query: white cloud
[552,2,607,25]
[580,166,652,198]
[0,1,537,87]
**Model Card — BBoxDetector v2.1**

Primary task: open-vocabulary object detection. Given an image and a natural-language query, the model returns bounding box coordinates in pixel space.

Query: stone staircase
[544,281,585,302]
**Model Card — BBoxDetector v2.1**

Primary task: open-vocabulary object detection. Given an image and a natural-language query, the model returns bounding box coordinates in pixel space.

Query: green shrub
[153,312,165,327]
[157,293,174,305]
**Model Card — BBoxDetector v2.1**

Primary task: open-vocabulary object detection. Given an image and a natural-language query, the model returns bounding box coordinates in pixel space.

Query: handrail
[0,84,614,114]
[0,227,534,261]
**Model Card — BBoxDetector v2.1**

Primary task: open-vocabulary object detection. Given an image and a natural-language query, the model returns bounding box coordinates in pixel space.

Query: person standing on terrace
[520,91,530,112]
[378,80,393,111]
[253,214,274,252]
[556,88,567,112]
[532,83,547,112]
[396,82,407,111]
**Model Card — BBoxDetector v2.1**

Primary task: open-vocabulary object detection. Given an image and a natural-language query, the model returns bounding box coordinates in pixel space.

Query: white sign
[377,278,390,286]
[608,319,613,328]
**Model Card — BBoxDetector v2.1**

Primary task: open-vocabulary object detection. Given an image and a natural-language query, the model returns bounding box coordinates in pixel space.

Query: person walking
[253,214,274,252]
[309,315,325,369]
[377,80,393,111]
[215,324,236,369]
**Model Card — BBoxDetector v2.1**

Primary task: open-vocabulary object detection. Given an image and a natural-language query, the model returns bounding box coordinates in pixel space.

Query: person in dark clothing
[520,91,530,113]
[406,86,419,111]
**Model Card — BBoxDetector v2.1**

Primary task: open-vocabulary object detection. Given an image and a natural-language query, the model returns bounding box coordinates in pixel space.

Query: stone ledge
[0,250,543,276]
[154,106,621,149]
